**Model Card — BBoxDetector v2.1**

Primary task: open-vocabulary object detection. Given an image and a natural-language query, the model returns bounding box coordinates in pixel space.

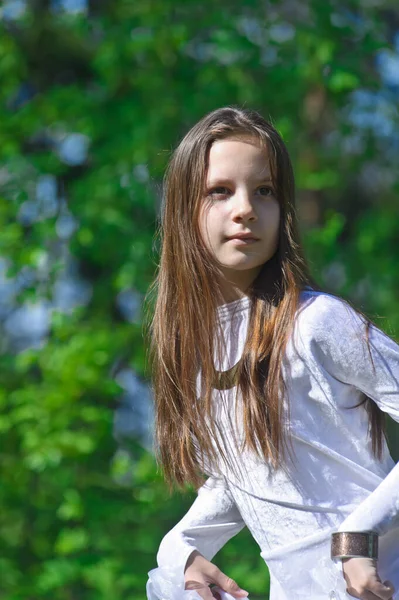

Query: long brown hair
[146,106,385,492]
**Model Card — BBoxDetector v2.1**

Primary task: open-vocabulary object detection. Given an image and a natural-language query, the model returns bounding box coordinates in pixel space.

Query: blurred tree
[0,0,398,598]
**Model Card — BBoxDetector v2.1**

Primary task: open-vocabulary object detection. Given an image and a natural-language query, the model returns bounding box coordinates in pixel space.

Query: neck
[216,268,261,305]
[217,287,249,306]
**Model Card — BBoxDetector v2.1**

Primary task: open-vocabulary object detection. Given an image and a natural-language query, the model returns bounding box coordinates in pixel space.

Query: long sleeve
[307,294,399,536]
[147,476,246,600]
[158,476,245,566]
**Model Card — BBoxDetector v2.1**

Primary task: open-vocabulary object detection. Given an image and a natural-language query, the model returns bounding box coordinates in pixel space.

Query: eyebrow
[206,177,273,187]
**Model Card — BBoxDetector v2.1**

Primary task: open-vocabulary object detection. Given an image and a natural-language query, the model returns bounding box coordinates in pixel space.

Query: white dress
[146,290,399,600]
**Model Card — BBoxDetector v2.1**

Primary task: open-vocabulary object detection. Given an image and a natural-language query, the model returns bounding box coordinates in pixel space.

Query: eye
[257,185,274,197]
[207,187,231,199]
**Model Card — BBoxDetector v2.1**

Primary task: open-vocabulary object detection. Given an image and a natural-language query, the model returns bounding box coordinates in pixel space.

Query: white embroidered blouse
[146,290,399,600]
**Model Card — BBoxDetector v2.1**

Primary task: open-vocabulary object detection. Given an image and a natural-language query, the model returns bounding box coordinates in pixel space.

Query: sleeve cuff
[146,550,202,600]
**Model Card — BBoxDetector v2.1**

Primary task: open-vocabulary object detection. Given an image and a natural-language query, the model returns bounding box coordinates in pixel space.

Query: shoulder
[294,289,365,345]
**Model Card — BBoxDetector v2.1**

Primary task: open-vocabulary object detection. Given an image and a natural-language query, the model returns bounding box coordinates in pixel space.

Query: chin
[220,261,264,272]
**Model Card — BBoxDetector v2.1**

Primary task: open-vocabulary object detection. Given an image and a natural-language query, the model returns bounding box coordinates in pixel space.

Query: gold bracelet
[331,531,379,561]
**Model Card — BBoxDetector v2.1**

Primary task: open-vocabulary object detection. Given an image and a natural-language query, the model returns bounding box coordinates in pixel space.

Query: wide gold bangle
[331,531,379,561]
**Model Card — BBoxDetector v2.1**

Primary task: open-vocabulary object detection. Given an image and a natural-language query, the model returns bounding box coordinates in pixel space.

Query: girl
[145,107,399,600]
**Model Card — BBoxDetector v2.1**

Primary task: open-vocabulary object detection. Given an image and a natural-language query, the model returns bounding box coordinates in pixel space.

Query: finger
[185,580,215,600]
[368,579,396,600]
[383,580,396,597]
[345,587,374,600]
[346,588,391,600]
[211,585,249,599]
[212,572,249,597]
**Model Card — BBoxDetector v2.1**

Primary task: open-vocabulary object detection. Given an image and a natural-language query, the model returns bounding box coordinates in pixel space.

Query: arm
[309,294,399,535]
[157,475,245,567]
[147,476,246,600]
[291,295,398,600]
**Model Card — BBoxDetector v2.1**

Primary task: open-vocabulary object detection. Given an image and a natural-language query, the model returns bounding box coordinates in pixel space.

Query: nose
[231,189,257,222]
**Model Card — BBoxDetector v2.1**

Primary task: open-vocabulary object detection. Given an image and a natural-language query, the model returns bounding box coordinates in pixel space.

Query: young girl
[145,107,399,600]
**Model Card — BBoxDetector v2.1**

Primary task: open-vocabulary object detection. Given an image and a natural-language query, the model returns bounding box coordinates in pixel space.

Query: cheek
[200,202,222,228]
[268,201,281,235]
[197,203,207,235]
[198,205,215,250]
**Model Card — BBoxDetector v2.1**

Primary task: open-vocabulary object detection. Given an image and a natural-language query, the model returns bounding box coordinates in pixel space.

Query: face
[198,136,280,300]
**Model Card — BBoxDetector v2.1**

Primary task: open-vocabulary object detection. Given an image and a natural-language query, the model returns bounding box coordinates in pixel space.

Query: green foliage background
[0,1,398,599]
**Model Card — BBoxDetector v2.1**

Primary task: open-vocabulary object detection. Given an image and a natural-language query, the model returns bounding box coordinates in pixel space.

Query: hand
[342,557,395,600]
[184,550,249,600]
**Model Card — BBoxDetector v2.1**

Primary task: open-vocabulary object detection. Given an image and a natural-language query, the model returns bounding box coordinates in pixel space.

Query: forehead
[206,136,271,181]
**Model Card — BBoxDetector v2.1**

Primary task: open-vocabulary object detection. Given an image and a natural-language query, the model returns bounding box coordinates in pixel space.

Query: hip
[262,526,399,600]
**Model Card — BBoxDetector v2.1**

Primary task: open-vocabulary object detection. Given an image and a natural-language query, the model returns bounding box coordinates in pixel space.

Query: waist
[228,478,343,514]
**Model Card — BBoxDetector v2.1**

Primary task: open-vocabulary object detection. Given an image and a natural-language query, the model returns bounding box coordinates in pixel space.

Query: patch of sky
[55,198,79,240]
[51,0,87,14]
[0,258,17,319]
[116,289,142,324]
[237,17,294,48]
[342,132,365,156]
[323,129,366,157]
[17,201,40,226]
[269,23,295,43]
[0,0,26,20]
[358,161,397,193]
[57,133,90,166]
[330,8,373,38]
[236,16,265,46]
[133,164,149,183]
[36,175,59,219]
[183,40,214,62]
[15,266,36,292]
[376,48,399,89]
[0,260,41,320]
[113,368,154,450]
[52,254,92,313]
[4,300,51,352]
[346,89,397,139]
[7,82,37,111]
[184,37,248,65]
[56,213,78,239]
[17,175,59,225]
[52,277,92,313]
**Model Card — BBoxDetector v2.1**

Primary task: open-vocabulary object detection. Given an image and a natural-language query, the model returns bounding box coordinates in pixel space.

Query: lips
[226,233,260,241]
